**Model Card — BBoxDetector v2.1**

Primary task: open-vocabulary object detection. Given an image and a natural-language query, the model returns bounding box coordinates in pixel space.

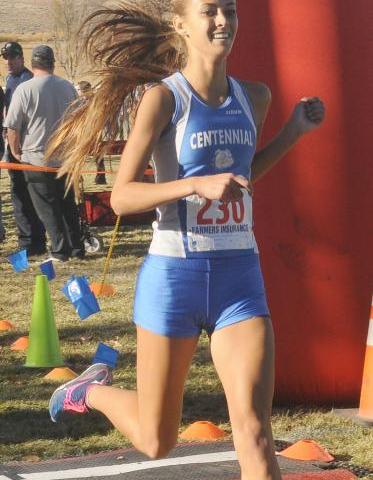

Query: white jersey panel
[149,75,192,257]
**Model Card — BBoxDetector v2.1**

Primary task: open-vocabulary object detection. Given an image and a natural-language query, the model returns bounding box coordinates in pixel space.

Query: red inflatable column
[231,1,373,404]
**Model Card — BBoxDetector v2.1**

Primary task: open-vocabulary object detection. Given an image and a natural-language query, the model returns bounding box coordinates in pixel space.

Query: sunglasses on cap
[1,43,23,59]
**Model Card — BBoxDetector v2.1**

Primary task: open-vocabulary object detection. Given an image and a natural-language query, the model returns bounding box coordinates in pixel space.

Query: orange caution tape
[0,163,57,173]
[0,162,154,177]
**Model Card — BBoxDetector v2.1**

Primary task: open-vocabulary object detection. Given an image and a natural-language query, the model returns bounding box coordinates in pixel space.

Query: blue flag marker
[39,259,56,281]
[8,249,29,272]
[93,342,119,369]
[62,275,100,320]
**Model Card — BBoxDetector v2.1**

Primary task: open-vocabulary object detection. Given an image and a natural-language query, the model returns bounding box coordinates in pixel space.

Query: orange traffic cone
[44,367,78,382]
[11,336,29,351]
[277,440,334,462]
[90,282,116,298]
[358,297,373,422]
[180,421,227,441]
[0,320,14,331]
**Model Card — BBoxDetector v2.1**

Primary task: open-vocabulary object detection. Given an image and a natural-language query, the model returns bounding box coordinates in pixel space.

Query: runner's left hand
[289,97,326,135]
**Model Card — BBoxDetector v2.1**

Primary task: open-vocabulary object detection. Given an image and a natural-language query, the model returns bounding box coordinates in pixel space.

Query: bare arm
[111,85,249,216]
[245,82,325,183]
[6,128,22,161]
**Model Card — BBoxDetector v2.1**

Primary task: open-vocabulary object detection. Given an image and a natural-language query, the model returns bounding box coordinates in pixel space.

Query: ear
[173,15,189,38]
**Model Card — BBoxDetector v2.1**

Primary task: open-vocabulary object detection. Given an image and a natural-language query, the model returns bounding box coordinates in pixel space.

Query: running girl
[48,2,325,479]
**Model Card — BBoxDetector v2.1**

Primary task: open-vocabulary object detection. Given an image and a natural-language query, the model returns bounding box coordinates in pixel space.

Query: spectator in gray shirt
[4,45,84,261]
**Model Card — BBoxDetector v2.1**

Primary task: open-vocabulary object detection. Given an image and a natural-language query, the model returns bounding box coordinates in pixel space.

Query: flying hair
[46,0,187,191]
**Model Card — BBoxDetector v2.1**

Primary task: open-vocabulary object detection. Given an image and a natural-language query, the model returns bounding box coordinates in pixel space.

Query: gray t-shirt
[4,74,77,167]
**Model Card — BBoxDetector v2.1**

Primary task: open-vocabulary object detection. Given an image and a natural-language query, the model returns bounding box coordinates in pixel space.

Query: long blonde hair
[47,0,186,190]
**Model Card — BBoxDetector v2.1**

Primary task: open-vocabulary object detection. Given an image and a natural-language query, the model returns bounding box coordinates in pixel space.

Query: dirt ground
[0,0,103,83]
[0,1,53,35]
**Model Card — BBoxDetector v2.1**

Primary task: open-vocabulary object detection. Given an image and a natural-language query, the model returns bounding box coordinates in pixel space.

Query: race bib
[186,191,254,252]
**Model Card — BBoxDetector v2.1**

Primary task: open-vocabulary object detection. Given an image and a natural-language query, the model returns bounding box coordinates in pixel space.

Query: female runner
[48,1,325,479]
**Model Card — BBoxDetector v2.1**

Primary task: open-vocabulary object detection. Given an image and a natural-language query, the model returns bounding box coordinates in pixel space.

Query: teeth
[213,33,230,39]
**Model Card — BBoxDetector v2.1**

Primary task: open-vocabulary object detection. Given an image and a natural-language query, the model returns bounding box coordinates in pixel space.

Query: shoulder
[16,78,33,94]
[53,76,76,92]
[142,83,175,109]
[236,79,271,127]
[12,80,28,94]
[241,80,271,109]
[59,77,75,90]
[22,68,33,80]
[138,83,175,122]
[128,83,176,139]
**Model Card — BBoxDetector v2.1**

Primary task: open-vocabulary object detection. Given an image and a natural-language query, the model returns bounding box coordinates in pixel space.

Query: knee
[233,411,272,443]
[141,432,178,460]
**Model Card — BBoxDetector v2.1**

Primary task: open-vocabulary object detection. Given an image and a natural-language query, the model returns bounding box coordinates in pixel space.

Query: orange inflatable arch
[229,0,373,404]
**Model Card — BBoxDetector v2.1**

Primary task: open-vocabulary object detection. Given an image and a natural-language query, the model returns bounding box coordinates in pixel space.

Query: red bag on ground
[83,191,155,226]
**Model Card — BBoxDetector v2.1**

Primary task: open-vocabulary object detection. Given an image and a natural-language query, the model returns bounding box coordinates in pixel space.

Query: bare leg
[87,326,199,458]
[210,318,282,480]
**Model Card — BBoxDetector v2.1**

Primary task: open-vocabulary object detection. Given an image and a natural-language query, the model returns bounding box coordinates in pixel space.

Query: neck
[10,68,25,77]
[32,68,53,77]
[182,57,229,106]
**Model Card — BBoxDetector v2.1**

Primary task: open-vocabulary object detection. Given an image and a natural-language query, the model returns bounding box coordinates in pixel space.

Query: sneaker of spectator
[48,255,69,263]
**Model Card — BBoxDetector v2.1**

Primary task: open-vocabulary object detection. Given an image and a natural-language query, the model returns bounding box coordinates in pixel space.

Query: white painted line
[20,450,237,480]
[0,476,13,480]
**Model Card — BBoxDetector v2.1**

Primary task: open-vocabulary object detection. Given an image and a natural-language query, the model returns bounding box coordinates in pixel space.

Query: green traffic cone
[25,275,64,368]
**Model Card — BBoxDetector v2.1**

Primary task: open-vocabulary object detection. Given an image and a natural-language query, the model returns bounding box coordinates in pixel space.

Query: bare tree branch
[51,0,90,82]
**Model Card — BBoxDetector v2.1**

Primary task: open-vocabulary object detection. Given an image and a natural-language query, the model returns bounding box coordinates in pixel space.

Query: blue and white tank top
[149,71,258,258]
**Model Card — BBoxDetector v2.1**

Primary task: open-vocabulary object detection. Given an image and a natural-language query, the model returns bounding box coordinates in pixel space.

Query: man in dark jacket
[0,85,5,242]
[1,41,46,255]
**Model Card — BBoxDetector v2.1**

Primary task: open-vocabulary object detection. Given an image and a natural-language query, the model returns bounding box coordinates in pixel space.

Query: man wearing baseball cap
[1,41,46,255]
[4,45,84,261]
[1,42,33,116]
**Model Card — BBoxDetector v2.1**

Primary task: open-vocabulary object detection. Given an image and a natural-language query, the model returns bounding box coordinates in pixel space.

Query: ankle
[85,383,100,410]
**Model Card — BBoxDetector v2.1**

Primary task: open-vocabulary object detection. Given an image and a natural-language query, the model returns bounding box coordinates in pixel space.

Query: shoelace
[61,368,111,414]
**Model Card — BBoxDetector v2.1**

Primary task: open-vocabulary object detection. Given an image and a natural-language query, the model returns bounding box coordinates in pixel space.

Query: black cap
[31,45,55,67]
[1,42,23,59]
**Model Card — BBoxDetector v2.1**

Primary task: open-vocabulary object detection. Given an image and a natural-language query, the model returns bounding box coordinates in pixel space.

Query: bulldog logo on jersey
[215,149,234,169]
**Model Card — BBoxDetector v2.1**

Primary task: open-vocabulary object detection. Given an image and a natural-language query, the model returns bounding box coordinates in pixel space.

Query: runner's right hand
[192,173,251,202]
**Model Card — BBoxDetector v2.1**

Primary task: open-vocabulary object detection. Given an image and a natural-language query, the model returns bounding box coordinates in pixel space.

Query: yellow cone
[44,367,78,382]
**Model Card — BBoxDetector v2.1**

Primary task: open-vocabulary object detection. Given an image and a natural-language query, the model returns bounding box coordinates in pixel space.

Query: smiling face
[173,0,238,62]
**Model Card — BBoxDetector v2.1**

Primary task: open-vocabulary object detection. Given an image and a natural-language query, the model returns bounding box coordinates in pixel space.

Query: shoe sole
[49,363,112,422]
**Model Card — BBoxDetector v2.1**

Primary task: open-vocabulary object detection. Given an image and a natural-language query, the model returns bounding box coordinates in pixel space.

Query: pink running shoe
[49,363,112,422]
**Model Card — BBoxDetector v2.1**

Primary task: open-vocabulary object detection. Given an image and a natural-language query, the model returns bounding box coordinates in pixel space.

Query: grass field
[0,161,372,477]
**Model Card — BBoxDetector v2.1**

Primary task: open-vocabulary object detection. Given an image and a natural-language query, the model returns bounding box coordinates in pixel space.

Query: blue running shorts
[133,254,270,337]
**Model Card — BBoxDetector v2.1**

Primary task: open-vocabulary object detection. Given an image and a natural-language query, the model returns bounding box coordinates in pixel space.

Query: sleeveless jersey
[149,71,258,258]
